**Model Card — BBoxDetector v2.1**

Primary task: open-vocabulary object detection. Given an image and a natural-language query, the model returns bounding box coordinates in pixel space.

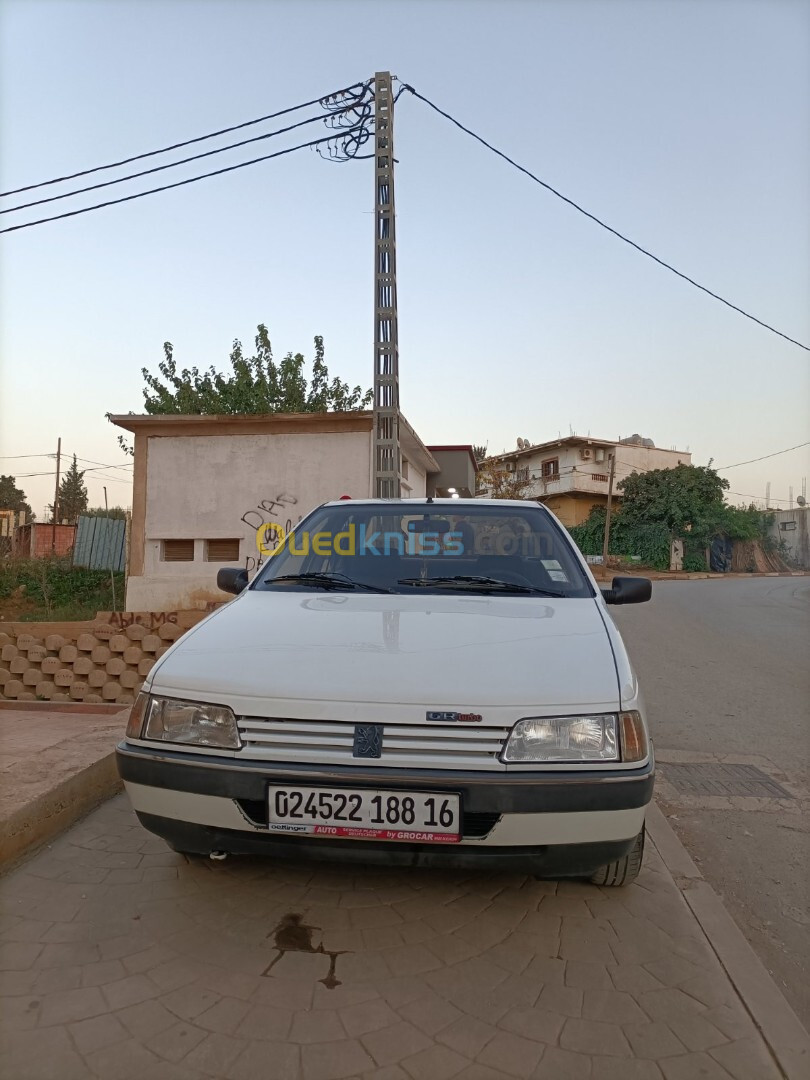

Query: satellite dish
[523,438,530,447]
[798,495,807,506]
[517,438,525,450]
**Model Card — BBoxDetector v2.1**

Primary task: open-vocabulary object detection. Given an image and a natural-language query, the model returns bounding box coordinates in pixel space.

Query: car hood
[149,590,620,714]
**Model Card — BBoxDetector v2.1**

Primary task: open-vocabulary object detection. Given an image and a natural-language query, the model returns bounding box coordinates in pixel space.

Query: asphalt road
[613,576,810,1027]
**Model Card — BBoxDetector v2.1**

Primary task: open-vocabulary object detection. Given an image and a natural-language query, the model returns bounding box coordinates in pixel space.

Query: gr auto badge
[426,711,483,723]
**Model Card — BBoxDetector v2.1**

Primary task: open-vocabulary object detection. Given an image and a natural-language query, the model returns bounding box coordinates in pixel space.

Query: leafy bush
[0,558,124,620]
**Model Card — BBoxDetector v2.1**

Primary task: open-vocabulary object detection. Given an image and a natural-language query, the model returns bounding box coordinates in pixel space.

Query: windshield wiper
[266,572,392,594]
[397,575,566,597]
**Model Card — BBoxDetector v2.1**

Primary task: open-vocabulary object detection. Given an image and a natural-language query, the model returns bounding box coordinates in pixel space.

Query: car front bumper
[117,742,654,874]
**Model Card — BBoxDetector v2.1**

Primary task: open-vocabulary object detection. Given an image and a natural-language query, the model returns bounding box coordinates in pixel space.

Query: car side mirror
[217,567,249,595]
[601,576,652,605]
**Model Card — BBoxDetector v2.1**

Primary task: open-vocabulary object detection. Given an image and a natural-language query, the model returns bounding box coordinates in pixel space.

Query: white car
[118,499,654,885]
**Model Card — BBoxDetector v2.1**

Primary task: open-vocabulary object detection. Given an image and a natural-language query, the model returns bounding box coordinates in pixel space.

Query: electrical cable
[715,442,809,469]
[0,124,369,235]
[1,100,368,215]
[401,84,810,352]
[0,81,369,198]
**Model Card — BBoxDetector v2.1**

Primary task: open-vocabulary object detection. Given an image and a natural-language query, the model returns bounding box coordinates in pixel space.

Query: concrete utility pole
[602,452,616,565]
[51,436,61,553]
[371,72,401,499]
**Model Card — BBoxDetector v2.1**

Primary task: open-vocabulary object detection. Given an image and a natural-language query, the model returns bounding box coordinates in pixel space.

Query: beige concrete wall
[128,430,373,611]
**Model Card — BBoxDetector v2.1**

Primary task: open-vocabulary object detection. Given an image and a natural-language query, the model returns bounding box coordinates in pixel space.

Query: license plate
[267,786,461,843]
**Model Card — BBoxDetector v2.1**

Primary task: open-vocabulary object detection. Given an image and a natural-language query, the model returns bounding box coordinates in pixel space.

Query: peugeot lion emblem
[353,724,383,758]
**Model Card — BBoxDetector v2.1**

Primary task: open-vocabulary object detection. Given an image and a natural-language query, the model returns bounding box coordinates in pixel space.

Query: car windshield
[252,502,594,598]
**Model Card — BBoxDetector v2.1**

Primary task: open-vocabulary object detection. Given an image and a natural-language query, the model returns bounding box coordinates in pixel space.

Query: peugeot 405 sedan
[117,499,654,885]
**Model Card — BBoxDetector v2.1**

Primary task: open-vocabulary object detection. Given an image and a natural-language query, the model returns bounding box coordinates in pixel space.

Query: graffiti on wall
[241,492,301,574]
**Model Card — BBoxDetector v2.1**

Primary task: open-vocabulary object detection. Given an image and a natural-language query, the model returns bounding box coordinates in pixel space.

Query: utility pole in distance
[602,452,615,566]
[51,436,61,553]
[372,72,401,499]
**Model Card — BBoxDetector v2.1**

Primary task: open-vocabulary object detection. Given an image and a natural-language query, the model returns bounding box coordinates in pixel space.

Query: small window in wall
[541,458,560,479]
[162,539,195,562]
[401,458,410,479]
[205,538,241,561]
[780,521,797,531]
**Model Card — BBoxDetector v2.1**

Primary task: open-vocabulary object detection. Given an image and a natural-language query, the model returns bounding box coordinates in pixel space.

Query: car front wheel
[589,824,645,887]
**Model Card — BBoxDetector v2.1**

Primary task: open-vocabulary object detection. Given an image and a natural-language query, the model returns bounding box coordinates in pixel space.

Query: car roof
[322,498,546,509]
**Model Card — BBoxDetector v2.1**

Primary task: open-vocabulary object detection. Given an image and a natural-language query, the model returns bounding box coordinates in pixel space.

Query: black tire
[589,825,645,887]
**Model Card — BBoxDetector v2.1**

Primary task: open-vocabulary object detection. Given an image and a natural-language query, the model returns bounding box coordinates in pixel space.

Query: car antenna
[426,496,434,503]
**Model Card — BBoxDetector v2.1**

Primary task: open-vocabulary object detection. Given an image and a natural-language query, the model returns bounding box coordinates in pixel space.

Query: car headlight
[502,711,648,763]
[126,693,241,749]
[503,713,619,762]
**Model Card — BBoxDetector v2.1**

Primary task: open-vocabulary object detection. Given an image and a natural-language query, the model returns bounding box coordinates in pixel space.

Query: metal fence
[72,515,126,573]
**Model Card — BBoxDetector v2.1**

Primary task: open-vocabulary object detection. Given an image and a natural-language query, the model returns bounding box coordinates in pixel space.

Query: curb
[0,751,122,873]
[646,801,810,1079]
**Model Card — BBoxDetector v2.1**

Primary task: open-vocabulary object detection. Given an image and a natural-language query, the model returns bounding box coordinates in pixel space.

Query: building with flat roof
[482,434,691,528]
[109,411,440,611]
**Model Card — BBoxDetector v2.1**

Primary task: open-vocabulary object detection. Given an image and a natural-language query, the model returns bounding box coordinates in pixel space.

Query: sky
[1,0,808,520]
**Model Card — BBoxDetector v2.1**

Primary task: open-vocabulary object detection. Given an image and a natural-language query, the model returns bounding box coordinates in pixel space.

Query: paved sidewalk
[2,795,806,1080]
[0,707,125,869]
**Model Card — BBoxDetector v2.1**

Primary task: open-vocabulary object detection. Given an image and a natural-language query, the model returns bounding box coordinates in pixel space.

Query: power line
[401,85,810,353]
[0,124,368,235]
[0,81,368,198]
[715,442,810,470]
[1,101,367,216]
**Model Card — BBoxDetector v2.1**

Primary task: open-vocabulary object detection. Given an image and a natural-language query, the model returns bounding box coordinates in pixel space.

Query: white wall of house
[506,442,691,500]
[127,430,373,611]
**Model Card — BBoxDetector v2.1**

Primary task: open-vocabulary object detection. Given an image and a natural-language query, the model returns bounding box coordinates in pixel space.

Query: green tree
[0,475,33,518]
[476,459,534,499]
[50,455,88,524]
[569,463,764,569]
[472,444,488,463]
[83,506,128,520]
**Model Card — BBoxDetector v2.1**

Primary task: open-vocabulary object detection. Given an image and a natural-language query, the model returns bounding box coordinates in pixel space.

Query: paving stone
[227,1038,300,1079]
[382,943,444,977]
[102,972,160,1010]
[0,941,43,970]
[701,1004,757,1043]
[522,954,566,987]
[709,1036,782,1080]
[38,984,107,1026]
[289,1008,347,1043]
[146,1021,208,1062]
[666,1014,729,1052]
[69,1012,130,1054]
[636,987,707,1023]
[436,1015,499,1058]
[361,1021,434,1066]
[161,984,222,1021]
[622,1021,688,1059]
[582,989,648,1025]
[0,994,40,1031]
[498,1004,565,1045]
[398,992,464,1035]
[401,1043,470,1079]
[606,964,664,995]
[340,997,401,1037]
[184,1031,247,1075]
[644,955,705,987]
[32,964,83,993]
[301,1038,376,1080]
[564,961,613,990]
[116,999,179,1039]
[194,996,251,1034]
[535,983,583,1017]
[0,1025,88,1080]
[234,1002,294,1040]
[85,1037,165,1079]
[560,1018,632,1057]
[531,1045,592,1079]
[476,1030,545,1077]
[659,1052,734,1079]
[591,1058,664,1079]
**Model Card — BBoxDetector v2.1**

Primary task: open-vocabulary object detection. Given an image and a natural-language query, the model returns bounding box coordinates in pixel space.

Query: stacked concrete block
[0,614,208,704]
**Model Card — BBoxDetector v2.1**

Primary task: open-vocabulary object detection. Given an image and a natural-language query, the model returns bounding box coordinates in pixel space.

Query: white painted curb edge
[647,800,810,1080]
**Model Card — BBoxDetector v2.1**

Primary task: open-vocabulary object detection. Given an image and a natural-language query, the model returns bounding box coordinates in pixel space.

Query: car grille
[237,717,511,771]
[235,798,500,839]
